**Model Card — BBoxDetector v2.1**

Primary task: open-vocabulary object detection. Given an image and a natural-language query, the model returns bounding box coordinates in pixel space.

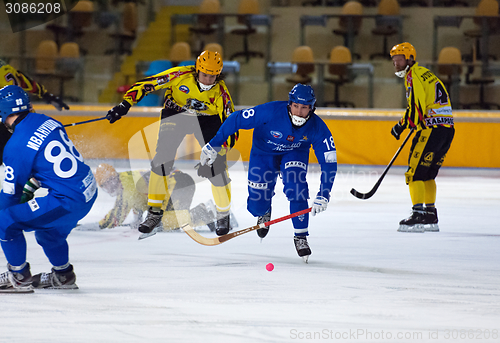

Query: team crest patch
[28,199,40,212]
[179,85,190,94]
[270,131,282,139]
[287,135,295,142]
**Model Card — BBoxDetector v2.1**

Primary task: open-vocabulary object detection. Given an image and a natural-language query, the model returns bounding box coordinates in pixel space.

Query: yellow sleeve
[0,63,48,98]
[123,66,195,106]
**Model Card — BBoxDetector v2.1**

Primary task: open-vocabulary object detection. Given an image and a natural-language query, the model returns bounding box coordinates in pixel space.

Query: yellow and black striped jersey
[401,62,454,131]
[123,65,235,123]
[0,59,48,98]
[99,171,149,229]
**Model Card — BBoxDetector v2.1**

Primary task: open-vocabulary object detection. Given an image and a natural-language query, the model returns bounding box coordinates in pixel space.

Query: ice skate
[138,207,163,234]
[398,207,426,233]
[294,236,311,263]
[32,265,78,289]
[215,210,230,236]
[256,210,272,239]
[0,263,33,293]
[423,207,439,232]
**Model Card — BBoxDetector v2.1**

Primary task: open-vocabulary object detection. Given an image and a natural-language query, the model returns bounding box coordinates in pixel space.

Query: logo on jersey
[324,150,337,163]
[286,135,295,142]
[157,75,170,85]
[179,85,190,94]
[28,199,40,212]
[301,136,308,141]
[248,180,268,189]
[285,161,306,170]
[270,131,282,139]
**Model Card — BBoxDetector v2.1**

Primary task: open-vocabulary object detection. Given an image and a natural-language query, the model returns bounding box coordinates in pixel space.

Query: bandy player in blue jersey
[0,85,97,292]
[200,84,337,262]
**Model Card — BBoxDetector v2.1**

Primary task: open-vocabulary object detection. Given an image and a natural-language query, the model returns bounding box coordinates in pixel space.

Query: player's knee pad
[247,197,272,217]
[283,182,309,202]
[34,230,67,247]
[151,161,174,177]
[208,170,231,187]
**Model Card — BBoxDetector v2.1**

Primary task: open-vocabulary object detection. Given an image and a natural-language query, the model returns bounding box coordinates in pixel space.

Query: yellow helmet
[196,50,223,75]
[390,42,416,60]
[95,163,118,187]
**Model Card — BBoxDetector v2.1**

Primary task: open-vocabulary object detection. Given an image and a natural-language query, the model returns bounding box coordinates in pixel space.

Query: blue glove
[311,196,328,216]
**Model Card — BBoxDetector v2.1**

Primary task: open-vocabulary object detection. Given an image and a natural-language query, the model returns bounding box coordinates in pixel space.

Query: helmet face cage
[390,42,416,61]
[196,50,223,76]
[0,85,31,124]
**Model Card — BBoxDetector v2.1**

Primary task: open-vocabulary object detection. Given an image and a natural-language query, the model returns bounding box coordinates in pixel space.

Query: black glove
[107,101,131,124]
[391,122,405,140]
[43,93,69,111]
[197,154,227,179]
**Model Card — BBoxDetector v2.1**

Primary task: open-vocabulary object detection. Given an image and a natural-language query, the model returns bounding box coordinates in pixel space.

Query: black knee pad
[151,162,174,177]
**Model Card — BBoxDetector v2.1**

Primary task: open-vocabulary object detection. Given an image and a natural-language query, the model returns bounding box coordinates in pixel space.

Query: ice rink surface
[1,161,500,343]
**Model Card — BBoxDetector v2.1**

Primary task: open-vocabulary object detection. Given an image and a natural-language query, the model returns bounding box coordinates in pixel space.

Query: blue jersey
[0,112,97,210]
[209,101,337,198]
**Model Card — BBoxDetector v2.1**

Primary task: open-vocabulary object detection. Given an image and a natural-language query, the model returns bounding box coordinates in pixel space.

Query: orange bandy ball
[266,263,274,271]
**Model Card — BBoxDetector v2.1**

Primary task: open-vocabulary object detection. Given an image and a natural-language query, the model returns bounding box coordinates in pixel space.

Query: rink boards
[37,105,500,169]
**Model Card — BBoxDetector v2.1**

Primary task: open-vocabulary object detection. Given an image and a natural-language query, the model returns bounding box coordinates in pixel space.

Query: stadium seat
[463,0,499,62]
[106,2,137,56]
[286,46,315,85]
[369,0,400,60]
[204,43,224,59]
[437,47,463,108]
[170,42,192,66]
[189,0,221,57]
[229,0,264,63]
[324,46,355,108]
[332,1,363,60]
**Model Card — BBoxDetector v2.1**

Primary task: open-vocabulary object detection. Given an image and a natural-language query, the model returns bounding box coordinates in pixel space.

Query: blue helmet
[0,85,31,124]
[288,83,316,109]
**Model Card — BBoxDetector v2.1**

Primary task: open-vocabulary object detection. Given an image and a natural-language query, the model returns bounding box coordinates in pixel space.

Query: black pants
[406,126,455,183]
[151,112,229,186]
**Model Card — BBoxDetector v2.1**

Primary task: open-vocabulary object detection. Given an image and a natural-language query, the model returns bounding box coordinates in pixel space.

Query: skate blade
[37,284,79,290]
[398,224,425,233]
[301,255,310,263]
[0,286,34,293]
[138,226,160,240]
[424,224,440,232]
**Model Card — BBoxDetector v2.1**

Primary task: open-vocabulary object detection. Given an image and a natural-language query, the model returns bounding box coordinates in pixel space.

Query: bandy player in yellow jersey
[106,51,238,236]
[389,42,455,233]
[0,59,69,112]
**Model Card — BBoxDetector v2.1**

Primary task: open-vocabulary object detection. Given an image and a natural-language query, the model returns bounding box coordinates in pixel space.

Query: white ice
[1,161,500,343]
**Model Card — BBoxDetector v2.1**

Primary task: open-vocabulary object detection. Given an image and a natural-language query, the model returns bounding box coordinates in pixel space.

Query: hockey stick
[350,128,415,200]
[181,207,312,246]
[63,116,107,127]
